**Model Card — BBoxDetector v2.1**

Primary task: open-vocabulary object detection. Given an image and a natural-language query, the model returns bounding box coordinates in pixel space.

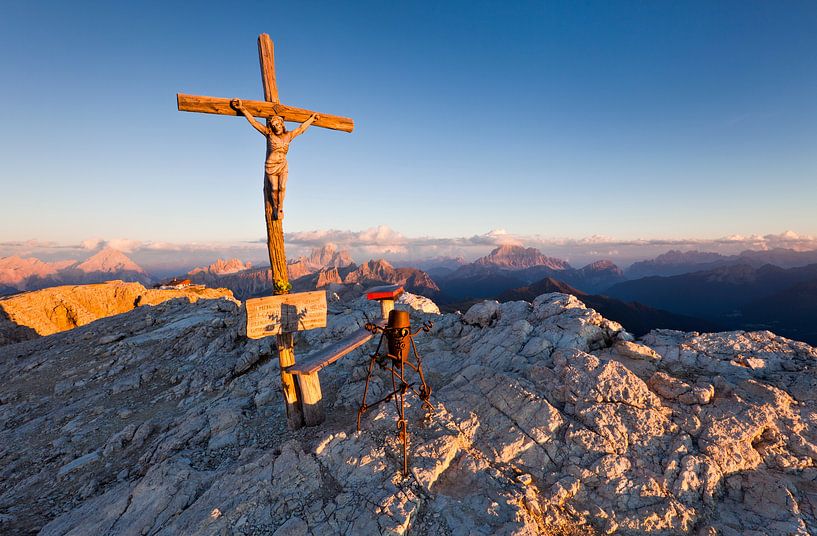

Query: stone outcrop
[0,280,236,346]
[2,290,817,535]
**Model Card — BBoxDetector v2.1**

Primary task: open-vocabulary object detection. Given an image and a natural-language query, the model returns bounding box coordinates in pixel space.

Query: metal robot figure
[357,309,434,476]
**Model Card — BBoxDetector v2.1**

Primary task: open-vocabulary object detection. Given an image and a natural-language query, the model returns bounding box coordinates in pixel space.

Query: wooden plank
[298,373,325,426]
[246,290,327,339]
[257,34,279,102]
[177,94,354,133]
[276,332,305,429]
[289,327,377,376]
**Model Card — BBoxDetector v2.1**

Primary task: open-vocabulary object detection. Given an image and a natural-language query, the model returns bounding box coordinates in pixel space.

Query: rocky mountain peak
[345,259,394,281]
[75,247,146,275]
[302,244,354,269]
[340,259,440,297]
[580,259,623,274]
[288,245,355,280]
[474,244,571,270]
[651,249,725,265]
[189,258,251,276]
[0,256,75,289]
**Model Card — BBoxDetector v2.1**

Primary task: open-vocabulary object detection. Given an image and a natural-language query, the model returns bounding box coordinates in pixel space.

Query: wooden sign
[246,290,327,339]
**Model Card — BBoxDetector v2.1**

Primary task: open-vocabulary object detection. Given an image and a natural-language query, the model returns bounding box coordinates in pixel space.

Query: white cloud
[105,238,144,253]
[2,228,816,273]
[80,238,105,250]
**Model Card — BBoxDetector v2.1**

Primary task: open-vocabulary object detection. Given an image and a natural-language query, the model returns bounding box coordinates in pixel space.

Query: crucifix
[177,34,354,429]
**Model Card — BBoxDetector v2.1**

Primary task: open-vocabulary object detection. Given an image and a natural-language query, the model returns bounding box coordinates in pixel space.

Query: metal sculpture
[358,309,434,476]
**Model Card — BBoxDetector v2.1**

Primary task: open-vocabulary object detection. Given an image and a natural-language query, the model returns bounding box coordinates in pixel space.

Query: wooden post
[380,299,395,322]
[275,332,304,429]
[366,284,405,322]
[245,290,328,428]
[258,37,305,426]
[298,373,325,426]
[265,162,307,428]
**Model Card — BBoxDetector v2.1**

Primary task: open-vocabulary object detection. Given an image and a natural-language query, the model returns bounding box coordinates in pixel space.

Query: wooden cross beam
[177,34,353,429]
[177,36,354,132]
[176,95,353,133]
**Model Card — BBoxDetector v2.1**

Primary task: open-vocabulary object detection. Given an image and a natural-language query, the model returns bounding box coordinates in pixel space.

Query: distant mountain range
[405,256,467,280]
[608,262,817,316]
[286,243,354,279]
[3,243,816,344]
[186,246,440,301]
[0,248,152,294]
[497,277,723,337]
[607,262,817,344]
[626,248,817,278]
[435,245,625,302]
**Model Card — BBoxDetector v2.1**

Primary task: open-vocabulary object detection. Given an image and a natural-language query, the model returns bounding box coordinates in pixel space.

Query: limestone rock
[2,290,817,535]
[0,280,236,345]
[397,291,441,315]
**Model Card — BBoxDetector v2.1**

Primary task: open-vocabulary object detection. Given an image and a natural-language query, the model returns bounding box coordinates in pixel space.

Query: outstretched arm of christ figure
[289,113,320,139]
[230,99,269,136]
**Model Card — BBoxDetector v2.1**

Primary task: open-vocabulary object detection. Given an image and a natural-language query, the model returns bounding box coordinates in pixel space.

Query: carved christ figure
[231,99,319,220]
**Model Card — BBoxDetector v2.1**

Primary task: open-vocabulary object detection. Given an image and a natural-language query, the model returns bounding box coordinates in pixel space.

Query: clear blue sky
[1,1,815,245]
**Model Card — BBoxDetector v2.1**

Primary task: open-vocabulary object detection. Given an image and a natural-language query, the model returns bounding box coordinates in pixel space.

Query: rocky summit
[1,290,817,535]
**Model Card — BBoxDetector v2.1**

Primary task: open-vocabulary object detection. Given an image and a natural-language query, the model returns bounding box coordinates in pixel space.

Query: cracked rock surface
[2,291,817,535]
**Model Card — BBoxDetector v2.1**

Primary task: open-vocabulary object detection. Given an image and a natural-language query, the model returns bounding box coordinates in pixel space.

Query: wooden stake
[275,332,304,429]
[298,373,325,426]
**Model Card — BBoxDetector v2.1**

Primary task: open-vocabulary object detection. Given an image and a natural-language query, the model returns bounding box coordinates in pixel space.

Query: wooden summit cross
[177,34,354,429]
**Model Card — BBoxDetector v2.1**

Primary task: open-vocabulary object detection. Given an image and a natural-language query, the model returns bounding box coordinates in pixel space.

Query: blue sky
[1,1,816,249]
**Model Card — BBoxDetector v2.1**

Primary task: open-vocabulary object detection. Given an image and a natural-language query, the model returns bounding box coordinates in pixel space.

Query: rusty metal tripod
[357,309,434,476]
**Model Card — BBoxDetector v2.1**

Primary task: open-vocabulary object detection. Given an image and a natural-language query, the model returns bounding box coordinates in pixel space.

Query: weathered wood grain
[177,94,354,133]
[246,290,327,338]
[297,373,325,426]
[289,325,380,376]
[276,332,304,429]
[257,33,279,103]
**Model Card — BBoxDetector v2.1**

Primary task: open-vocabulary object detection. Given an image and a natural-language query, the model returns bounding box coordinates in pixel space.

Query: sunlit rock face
[0,248,153,292]
[2,290,817,535]
[0,281,236,346]
[287,244,355,280]
[189,258,253,276]
[474,244,571,270]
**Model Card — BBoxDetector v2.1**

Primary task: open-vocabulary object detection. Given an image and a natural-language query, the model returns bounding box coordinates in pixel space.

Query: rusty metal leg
[410,338,434,412]
[357,354,378,432]
[399,360,408,477]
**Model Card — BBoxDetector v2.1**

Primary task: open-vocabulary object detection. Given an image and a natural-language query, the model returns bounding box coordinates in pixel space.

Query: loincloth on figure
[265,158,288,177]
